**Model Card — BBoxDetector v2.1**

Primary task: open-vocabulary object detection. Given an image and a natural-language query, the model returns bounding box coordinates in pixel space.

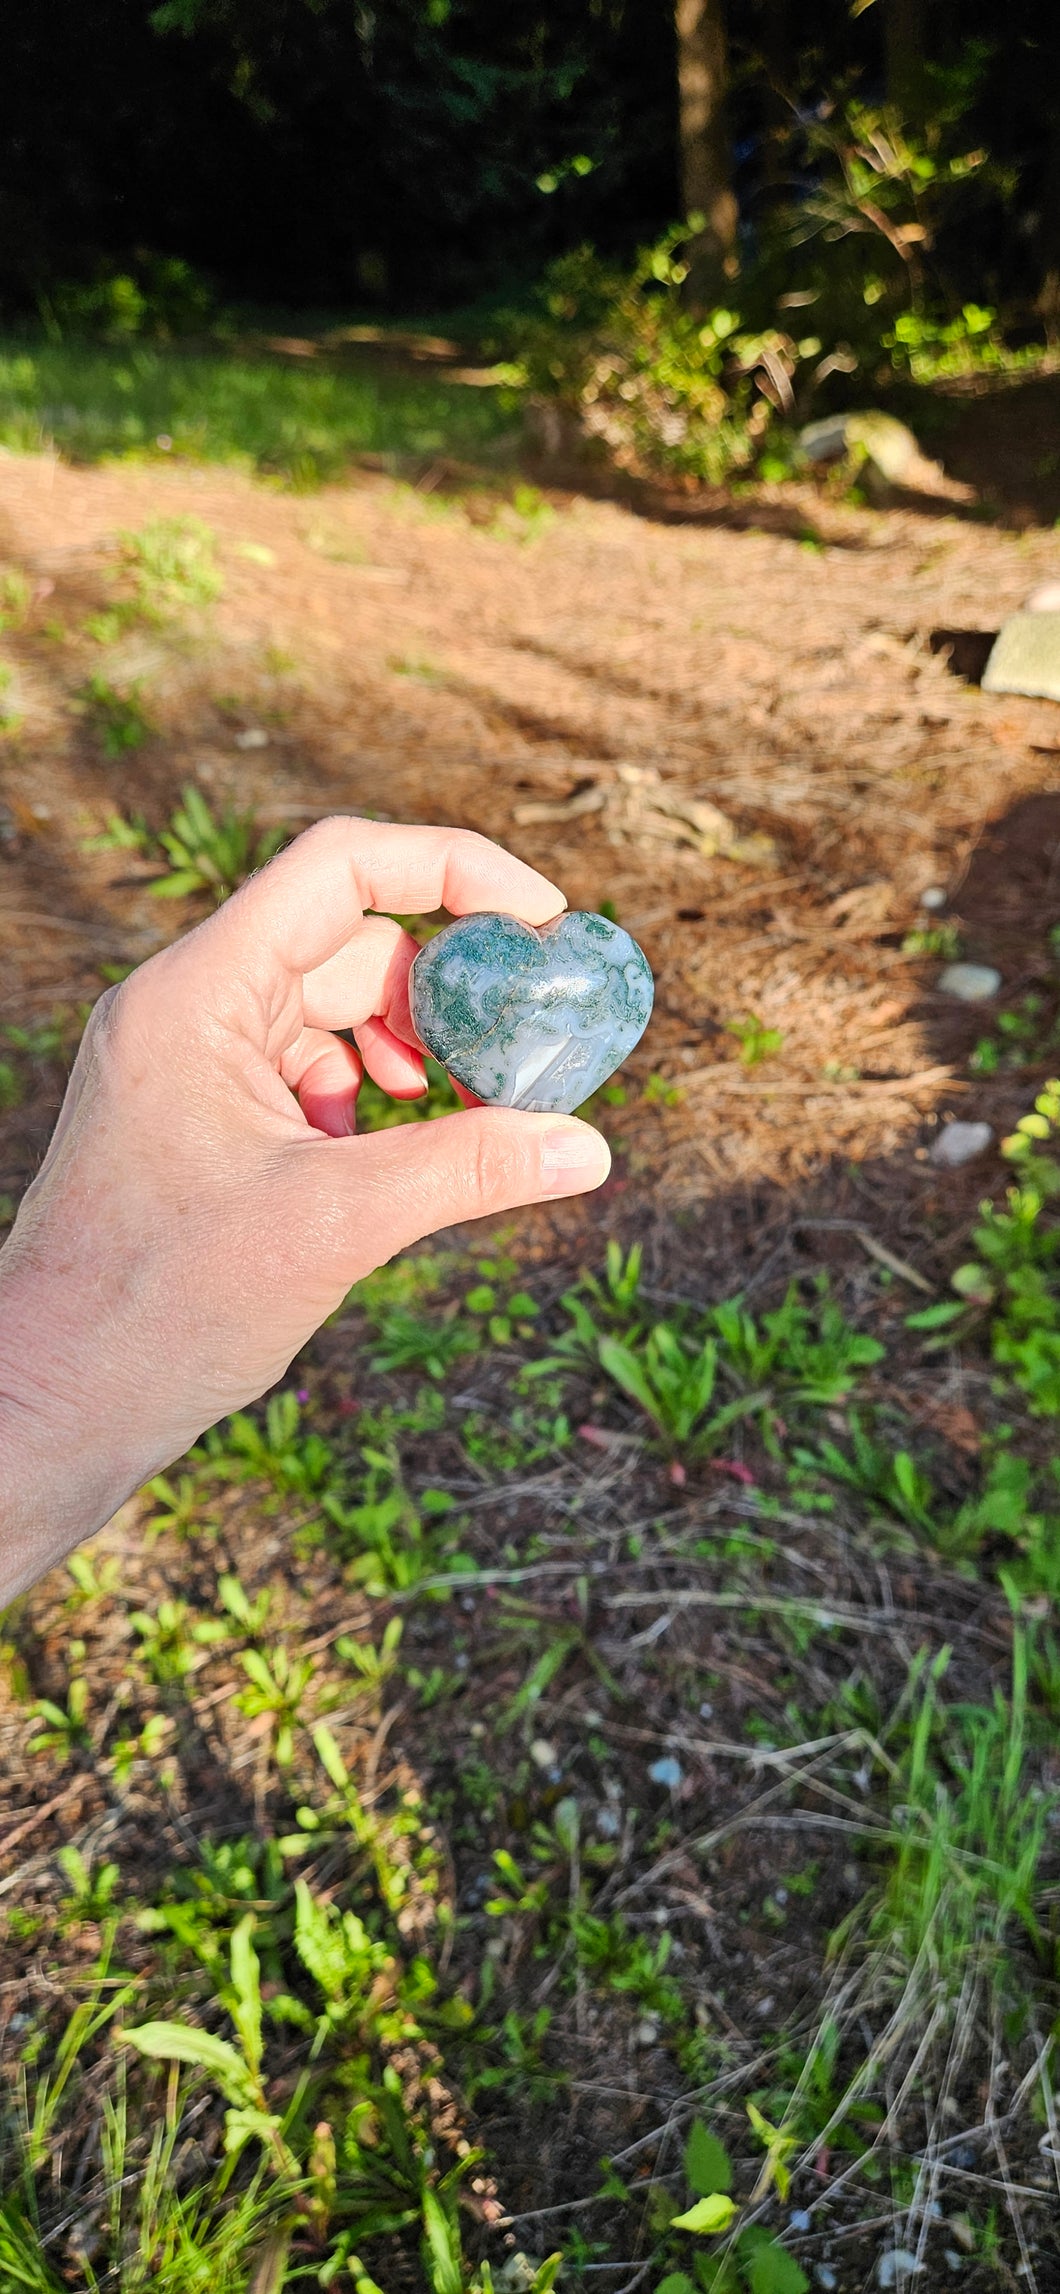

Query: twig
[0,1779,85,1863]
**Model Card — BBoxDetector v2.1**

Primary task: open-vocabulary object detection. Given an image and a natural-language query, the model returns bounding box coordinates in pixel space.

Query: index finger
[202,816,566,985]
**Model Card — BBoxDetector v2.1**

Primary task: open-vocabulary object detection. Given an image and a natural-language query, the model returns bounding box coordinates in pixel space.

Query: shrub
[514,226,809,487]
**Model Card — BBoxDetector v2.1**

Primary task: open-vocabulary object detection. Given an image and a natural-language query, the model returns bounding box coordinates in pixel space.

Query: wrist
[0,1252,151,1603]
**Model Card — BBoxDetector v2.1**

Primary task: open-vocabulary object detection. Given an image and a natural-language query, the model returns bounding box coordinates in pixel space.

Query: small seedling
[0,570,30,631]
[79,673,153,756]
[726,1013,783,1066]
[149,783,288,902]
[901,922,961,960]
[236,1645,316,1767]
[129,1597,226,1686]
[28,1676,91,1759]
[644,1071,685,1108]
[0,658,21,734]
[116,515,222,619]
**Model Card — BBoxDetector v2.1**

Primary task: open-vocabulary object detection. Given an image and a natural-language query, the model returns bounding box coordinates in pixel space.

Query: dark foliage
[2,0,1060,322]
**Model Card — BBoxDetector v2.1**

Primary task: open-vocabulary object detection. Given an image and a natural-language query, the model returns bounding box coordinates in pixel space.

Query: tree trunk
[759,0,790,197]
[884,0,926,130]
[675,0,738,297]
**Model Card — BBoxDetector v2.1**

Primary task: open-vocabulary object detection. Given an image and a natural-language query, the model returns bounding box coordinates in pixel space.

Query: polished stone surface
[409,909,654,1114]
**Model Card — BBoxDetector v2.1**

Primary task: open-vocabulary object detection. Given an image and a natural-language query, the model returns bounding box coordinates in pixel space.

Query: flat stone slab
[409,908,654,1114]
[982,611,1060,702]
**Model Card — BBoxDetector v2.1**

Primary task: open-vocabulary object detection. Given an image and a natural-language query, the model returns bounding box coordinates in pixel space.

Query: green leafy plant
[116,515,223,616]
[713,1280,884,1407]
[150,783,286,902]
[322,1461,465,1597]
[129,1595,226,1686]
[596,1321,763,1452]
[79,673,153,755]
[0,661,21,734]
[27,1675,91,1759]
[196,1389,336,1497]
[123,1915,299,2176]
[901,922,961,960]
[653,2118,809,2294]
[367,1304,479,1382]
[726,1014,783,1067]
[236,1645,316,1768]
[910,1083,1060,1412]
[792,1414,936,1533]
[514,226,811,486]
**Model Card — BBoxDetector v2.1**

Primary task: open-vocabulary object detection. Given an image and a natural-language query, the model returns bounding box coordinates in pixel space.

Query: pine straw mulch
[3,447,1060,2286]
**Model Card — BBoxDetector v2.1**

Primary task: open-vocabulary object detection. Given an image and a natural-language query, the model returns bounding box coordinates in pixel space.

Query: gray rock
[877,2253,923,2289]
[938,962,1001,1002]
[799,410,922,484]
[982,611,1060,702]
[930,1121,994,1168]
[800,412,853,464]
[648,1755,683,1790]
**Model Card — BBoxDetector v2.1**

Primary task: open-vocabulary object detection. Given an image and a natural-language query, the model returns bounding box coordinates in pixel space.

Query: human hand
[0,817,610,1597]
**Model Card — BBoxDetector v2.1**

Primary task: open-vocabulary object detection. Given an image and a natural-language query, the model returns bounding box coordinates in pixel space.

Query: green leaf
[121,2020,255,2106]
[743,2237,809,2294]
[528,2260,563,2294]
[655,2278,697,2294]
[905,1300,966,1330]
[228,1914,263,2075]
[149,869,204,898]
[672,2193,738,2235]
[684,2120,733,2197]
[421,2188,463,2294]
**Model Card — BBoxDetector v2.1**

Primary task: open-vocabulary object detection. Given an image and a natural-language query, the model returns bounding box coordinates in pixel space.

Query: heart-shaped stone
[409,910,654,1115]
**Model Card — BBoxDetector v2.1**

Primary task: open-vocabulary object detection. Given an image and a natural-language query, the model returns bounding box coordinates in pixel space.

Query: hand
[0,817,610,1599]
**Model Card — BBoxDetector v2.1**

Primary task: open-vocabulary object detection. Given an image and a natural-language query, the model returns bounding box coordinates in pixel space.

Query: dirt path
[3,448,1060,1260]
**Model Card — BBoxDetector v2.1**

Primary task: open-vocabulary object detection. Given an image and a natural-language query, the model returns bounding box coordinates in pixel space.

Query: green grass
[0,336,519,483]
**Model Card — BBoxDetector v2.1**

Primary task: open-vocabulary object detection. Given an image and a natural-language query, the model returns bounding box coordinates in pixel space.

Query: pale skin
[0,817,611,1604]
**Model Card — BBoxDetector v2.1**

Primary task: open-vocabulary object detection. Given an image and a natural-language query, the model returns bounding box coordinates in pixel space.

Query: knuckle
[464,1111,531,1211]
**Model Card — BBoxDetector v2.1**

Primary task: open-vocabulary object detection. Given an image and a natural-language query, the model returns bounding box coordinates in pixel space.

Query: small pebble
[789,2209,813,2233]
[530,1739,558,1771]
[815,2272,838,2293]
[699,1700,714,1720]
[877,2252,923,2288]
[938,962,1001,1002]
[234,727,269,749]
[919,885,947,910]
[944,2255,963,2274]
[930,1121,994,1168]
[595,1806,621,1838]
[634,2016,659,2047]
[648,1756,683,1790]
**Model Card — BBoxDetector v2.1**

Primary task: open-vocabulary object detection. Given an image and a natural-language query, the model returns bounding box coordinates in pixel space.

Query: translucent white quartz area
[409,910,655,1116]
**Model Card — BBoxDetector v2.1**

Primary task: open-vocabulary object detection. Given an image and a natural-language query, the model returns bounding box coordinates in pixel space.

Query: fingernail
[541,1123,611,1196]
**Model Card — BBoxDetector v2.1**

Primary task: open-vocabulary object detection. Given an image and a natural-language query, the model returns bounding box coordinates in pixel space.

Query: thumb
[306,1107,612,1278]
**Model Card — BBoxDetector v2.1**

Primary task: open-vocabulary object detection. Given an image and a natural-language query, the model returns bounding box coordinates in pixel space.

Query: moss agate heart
[409,910,654,1115]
